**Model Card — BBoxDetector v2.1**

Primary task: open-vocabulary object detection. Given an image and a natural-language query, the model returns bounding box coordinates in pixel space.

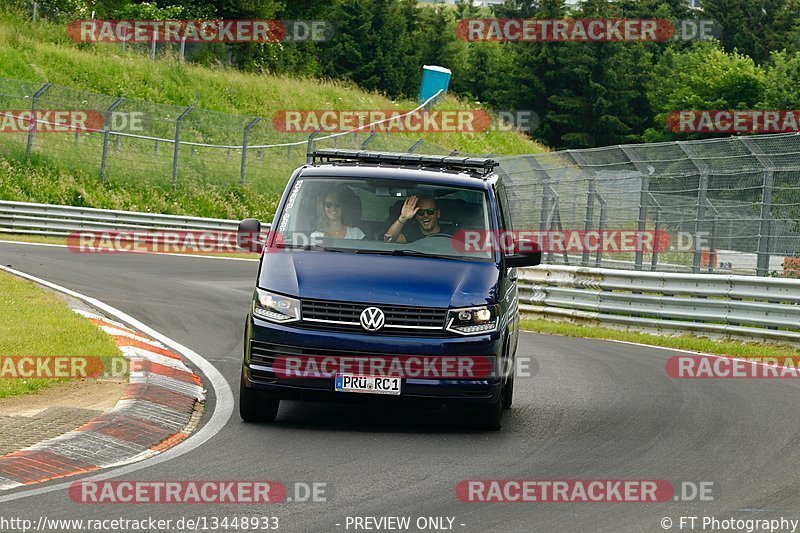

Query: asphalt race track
[2,241,800,532]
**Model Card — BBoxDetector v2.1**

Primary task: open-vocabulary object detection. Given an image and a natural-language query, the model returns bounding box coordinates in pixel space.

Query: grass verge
[0,270,121,398]
[521,318,800,360]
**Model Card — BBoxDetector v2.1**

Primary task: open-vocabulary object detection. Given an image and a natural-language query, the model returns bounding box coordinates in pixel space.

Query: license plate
[335,374,401,395]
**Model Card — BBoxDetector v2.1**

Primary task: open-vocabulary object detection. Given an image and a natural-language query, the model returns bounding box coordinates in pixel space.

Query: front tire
[471,389,503,431]
[239,371,280,423]
[502,371,514,409]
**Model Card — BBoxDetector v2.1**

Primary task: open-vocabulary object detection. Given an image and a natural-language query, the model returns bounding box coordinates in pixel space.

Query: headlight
[446,305,498,335]
[252,289,301,323]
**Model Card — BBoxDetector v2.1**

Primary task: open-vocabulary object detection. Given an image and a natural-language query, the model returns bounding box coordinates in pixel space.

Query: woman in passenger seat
[310,186,366,240]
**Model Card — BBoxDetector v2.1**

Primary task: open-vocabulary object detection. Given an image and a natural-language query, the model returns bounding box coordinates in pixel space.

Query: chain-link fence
[498,135,800,277]
[2,76,799,277]
[0,78,453,198]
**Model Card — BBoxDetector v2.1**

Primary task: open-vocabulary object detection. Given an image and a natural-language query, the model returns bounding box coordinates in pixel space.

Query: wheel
[239,371,280,423]
[471,388,503,431]
[502,370,514,409]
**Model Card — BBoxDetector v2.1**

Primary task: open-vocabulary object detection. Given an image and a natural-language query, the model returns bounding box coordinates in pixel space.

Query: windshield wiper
[356,249,459,260]
[276,243,345,252]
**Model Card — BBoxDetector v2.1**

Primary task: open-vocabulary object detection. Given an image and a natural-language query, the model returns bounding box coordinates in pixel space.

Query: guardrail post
[154,141,159,159]
[739,137,775,277]
[240,117,260,186]
[408,139,424,153]
[150,30,157,61]
[100,97,125,183]
[306,130,320,163]
[32,1,37,22]
[172,106,193,189]
[26,82,51,163]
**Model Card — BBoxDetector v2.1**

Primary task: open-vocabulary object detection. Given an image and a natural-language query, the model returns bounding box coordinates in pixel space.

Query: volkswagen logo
[359,307,385,332]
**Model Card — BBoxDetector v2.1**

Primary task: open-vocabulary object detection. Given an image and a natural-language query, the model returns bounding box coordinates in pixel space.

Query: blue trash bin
[418,65,451,105]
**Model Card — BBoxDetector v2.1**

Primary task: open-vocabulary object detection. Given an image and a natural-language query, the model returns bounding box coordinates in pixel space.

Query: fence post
[26,82,51,163]
[100,97,125,183]
[570,151,596,267]
[172,106,193,189]
[32,2,38,22]
[360,131,377,150]
[649,193,662,271]
[739,137,775,277]
[150,30,157,60]
[240,117,261,186]
[306,130,320,163]
[677,142,710,274]
[180,35,187,63]
[619,145,654,271]
[595,194,607,267]
[408,139,425,153]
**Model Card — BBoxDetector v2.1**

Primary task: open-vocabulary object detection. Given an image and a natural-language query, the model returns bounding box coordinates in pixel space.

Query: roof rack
[308,149,498,177]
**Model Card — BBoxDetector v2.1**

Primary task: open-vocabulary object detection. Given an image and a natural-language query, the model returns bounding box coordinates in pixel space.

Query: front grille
[247,340,496,384]
[299,298,448,335]
[249,340,415,368]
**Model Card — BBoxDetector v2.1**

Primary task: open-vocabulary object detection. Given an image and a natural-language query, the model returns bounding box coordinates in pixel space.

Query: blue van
[237,150,541,430]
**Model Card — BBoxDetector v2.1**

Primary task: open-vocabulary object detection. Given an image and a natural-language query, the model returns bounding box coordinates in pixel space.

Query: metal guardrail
[0,200,243,236]
[3,200,799,342]
[518,264,800,342]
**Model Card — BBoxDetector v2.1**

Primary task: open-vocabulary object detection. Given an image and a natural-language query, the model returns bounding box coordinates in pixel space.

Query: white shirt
[310,226,365,240]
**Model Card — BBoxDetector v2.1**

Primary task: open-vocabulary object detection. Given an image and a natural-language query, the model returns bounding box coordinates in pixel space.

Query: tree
[701,0,800,64]
[644,40,766,141]
[317,0,418,98]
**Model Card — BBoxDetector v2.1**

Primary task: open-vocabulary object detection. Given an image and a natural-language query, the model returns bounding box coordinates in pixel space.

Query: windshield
[271,176,494,262]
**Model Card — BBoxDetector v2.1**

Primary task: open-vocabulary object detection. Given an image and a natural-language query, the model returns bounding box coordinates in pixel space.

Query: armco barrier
[0,200,244,237]
[518,264,800,343]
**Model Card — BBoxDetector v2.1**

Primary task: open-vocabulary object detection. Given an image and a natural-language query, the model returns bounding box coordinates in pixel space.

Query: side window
[495,182,513,232]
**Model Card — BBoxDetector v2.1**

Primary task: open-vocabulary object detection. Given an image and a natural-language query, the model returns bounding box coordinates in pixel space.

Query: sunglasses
[324,200,342,208]
[416,208,437,216]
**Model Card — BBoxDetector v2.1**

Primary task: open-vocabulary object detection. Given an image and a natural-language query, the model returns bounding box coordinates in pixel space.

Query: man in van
[383,196,455,243]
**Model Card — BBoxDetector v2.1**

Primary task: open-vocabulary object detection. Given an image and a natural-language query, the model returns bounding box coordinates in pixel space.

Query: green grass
[0,270,121,398]
[521,318,800,360]
[0,7,546,220]
[0,156,279,220]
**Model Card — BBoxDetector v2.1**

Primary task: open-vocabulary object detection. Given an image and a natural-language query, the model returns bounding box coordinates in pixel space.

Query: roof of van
[298,163,497,189]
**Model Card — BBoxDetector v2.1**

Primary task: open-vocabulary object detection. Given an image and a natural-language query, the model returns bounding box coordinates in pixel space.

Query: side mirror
[237,218,263,252]
[504,240,541,268]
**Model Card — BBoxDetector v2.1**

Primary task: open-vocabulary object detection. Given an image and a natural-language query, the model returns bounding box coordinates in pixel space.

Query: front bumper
[242,314,505,406]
